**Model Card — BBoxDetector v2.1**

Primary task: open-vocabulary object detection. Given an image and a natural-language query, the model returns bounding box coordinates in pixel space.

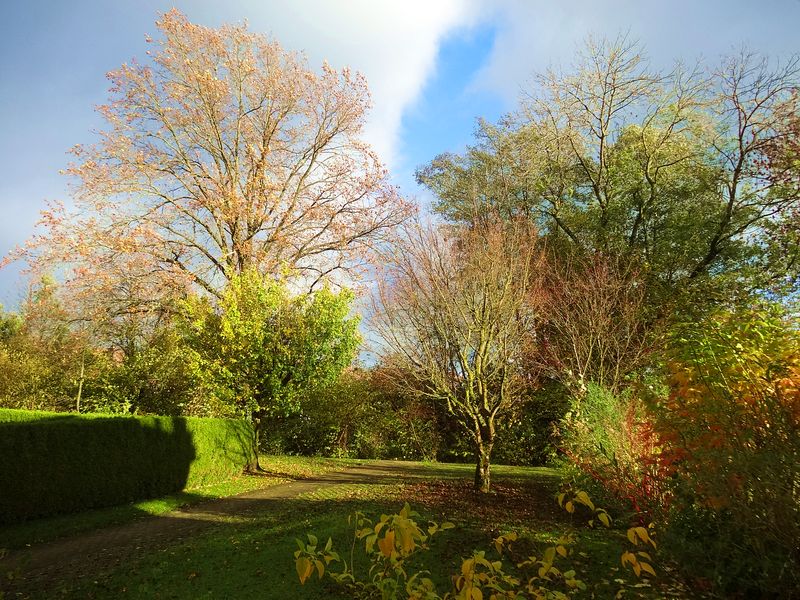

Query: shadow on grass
[10,486,642,600]
[0,488,222,551]
[1,464,583,599]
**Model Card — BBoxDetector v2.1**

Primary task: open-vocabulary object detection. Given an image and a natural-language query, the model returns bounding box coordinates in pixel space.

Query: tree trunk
[75,353,85,413]
[474,423,494,493]
[251,411,265,471]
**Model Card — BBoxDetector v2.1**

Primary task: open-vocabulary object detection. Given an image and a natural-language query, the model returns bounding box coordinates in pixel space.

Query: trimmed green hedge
[0,409,255,523]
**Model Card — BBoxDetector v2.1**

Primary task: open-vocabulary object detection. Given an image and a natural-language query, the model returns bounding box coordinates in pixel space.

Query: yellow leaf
[400,529,416,554]
[462,558,475,576]
[295,557,313,584]
[575,491,595,510]
[640,562,656,577]
[598,512,611,528]
[627,529,637,545]
[475,553,492,568]
[634,527,651,545]
[378,530,395,557]
[539,566,549,578]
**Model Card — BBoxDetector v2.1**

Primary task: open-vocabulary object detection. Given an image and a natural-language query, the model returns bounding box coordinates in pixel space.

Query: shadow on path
[0,462,420,597]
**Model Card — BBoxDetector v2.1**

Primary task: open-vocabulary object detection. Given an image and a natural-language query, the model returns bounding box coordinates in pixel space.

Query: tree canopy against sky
[418,39,800,300]
[3,3,800,307]
[5,9,411,318]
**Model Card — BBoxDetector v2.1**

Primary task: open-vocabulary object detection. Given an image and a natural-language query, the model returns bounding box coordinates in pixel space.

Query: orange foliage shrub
[649,304,800,595]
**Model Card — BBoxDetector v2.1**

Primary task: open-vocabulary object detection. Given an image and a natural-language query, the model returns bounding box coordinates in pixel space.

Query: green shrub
[557,384,665,518]
[492,381,569,467]
[0,408,255,523]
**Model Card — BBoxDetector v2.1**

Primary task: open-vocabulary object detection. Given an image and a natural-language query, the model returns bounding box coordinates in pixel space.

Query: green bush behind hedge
[0,408,255,523]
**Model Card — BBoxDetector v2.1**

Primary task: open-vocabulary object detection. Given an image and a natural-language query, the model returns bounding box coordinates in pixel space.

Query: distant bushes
[261,369,441,461]
[0,409,255,523]
[261,369,564,467]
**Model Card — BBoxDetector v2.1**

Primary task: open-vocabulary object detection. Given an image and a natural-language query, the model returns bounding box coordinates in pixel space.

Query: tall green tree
[0,280,96,411]
[418,39,800,303]
[182,270,360,462]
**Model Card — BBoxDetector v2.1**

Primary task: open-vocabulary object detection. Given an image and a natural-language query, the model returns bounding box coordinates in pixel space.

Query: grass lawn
[0,455,356,551]
[17,460,694,599]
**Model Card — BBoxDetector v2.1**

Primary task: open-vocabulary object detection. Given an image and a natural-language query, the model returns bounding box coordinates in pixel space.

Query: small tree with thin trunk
[374,219,543,492]
[537,253,655,395]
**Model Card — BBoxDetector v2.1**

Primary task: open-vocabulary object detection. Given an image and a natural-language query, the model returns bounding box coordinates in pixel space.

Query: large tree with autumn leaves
[8,10,410,318]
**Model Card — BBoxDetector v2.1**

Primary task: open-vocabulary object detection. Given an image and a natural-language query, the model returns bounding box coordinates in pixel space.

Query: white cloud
[470,0,800,106]
[237,0,481,169]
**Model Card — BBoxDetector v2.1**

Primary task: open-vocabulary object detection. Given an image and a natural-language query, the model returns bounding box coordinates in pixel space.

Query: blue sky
[1,0,799,307]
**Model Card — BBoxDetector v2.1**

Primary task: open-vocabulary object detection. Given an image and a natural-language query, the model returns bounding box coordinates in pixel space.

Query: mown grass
[254,454,365,480]
[31,461,693,599]
[0,455,354,551]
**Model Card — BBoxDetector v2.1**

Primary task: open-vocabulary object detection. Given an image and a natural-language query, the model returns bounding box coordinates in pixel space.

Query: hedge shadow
[0,409,254,523]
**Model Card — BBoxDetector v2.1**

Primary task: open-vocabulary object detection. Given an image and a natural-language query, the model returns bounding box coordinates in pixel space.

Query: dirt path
[1,462,415,598]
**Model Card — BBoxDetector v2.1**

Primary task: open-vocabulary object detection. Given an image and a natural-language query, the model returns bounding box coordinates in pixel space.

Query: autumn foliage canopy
[9,9,411,318]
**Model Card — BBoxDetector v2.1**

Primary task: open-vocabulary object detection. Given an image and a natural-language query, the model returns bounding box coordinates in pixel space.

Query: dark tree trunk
[251,411,265,471]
